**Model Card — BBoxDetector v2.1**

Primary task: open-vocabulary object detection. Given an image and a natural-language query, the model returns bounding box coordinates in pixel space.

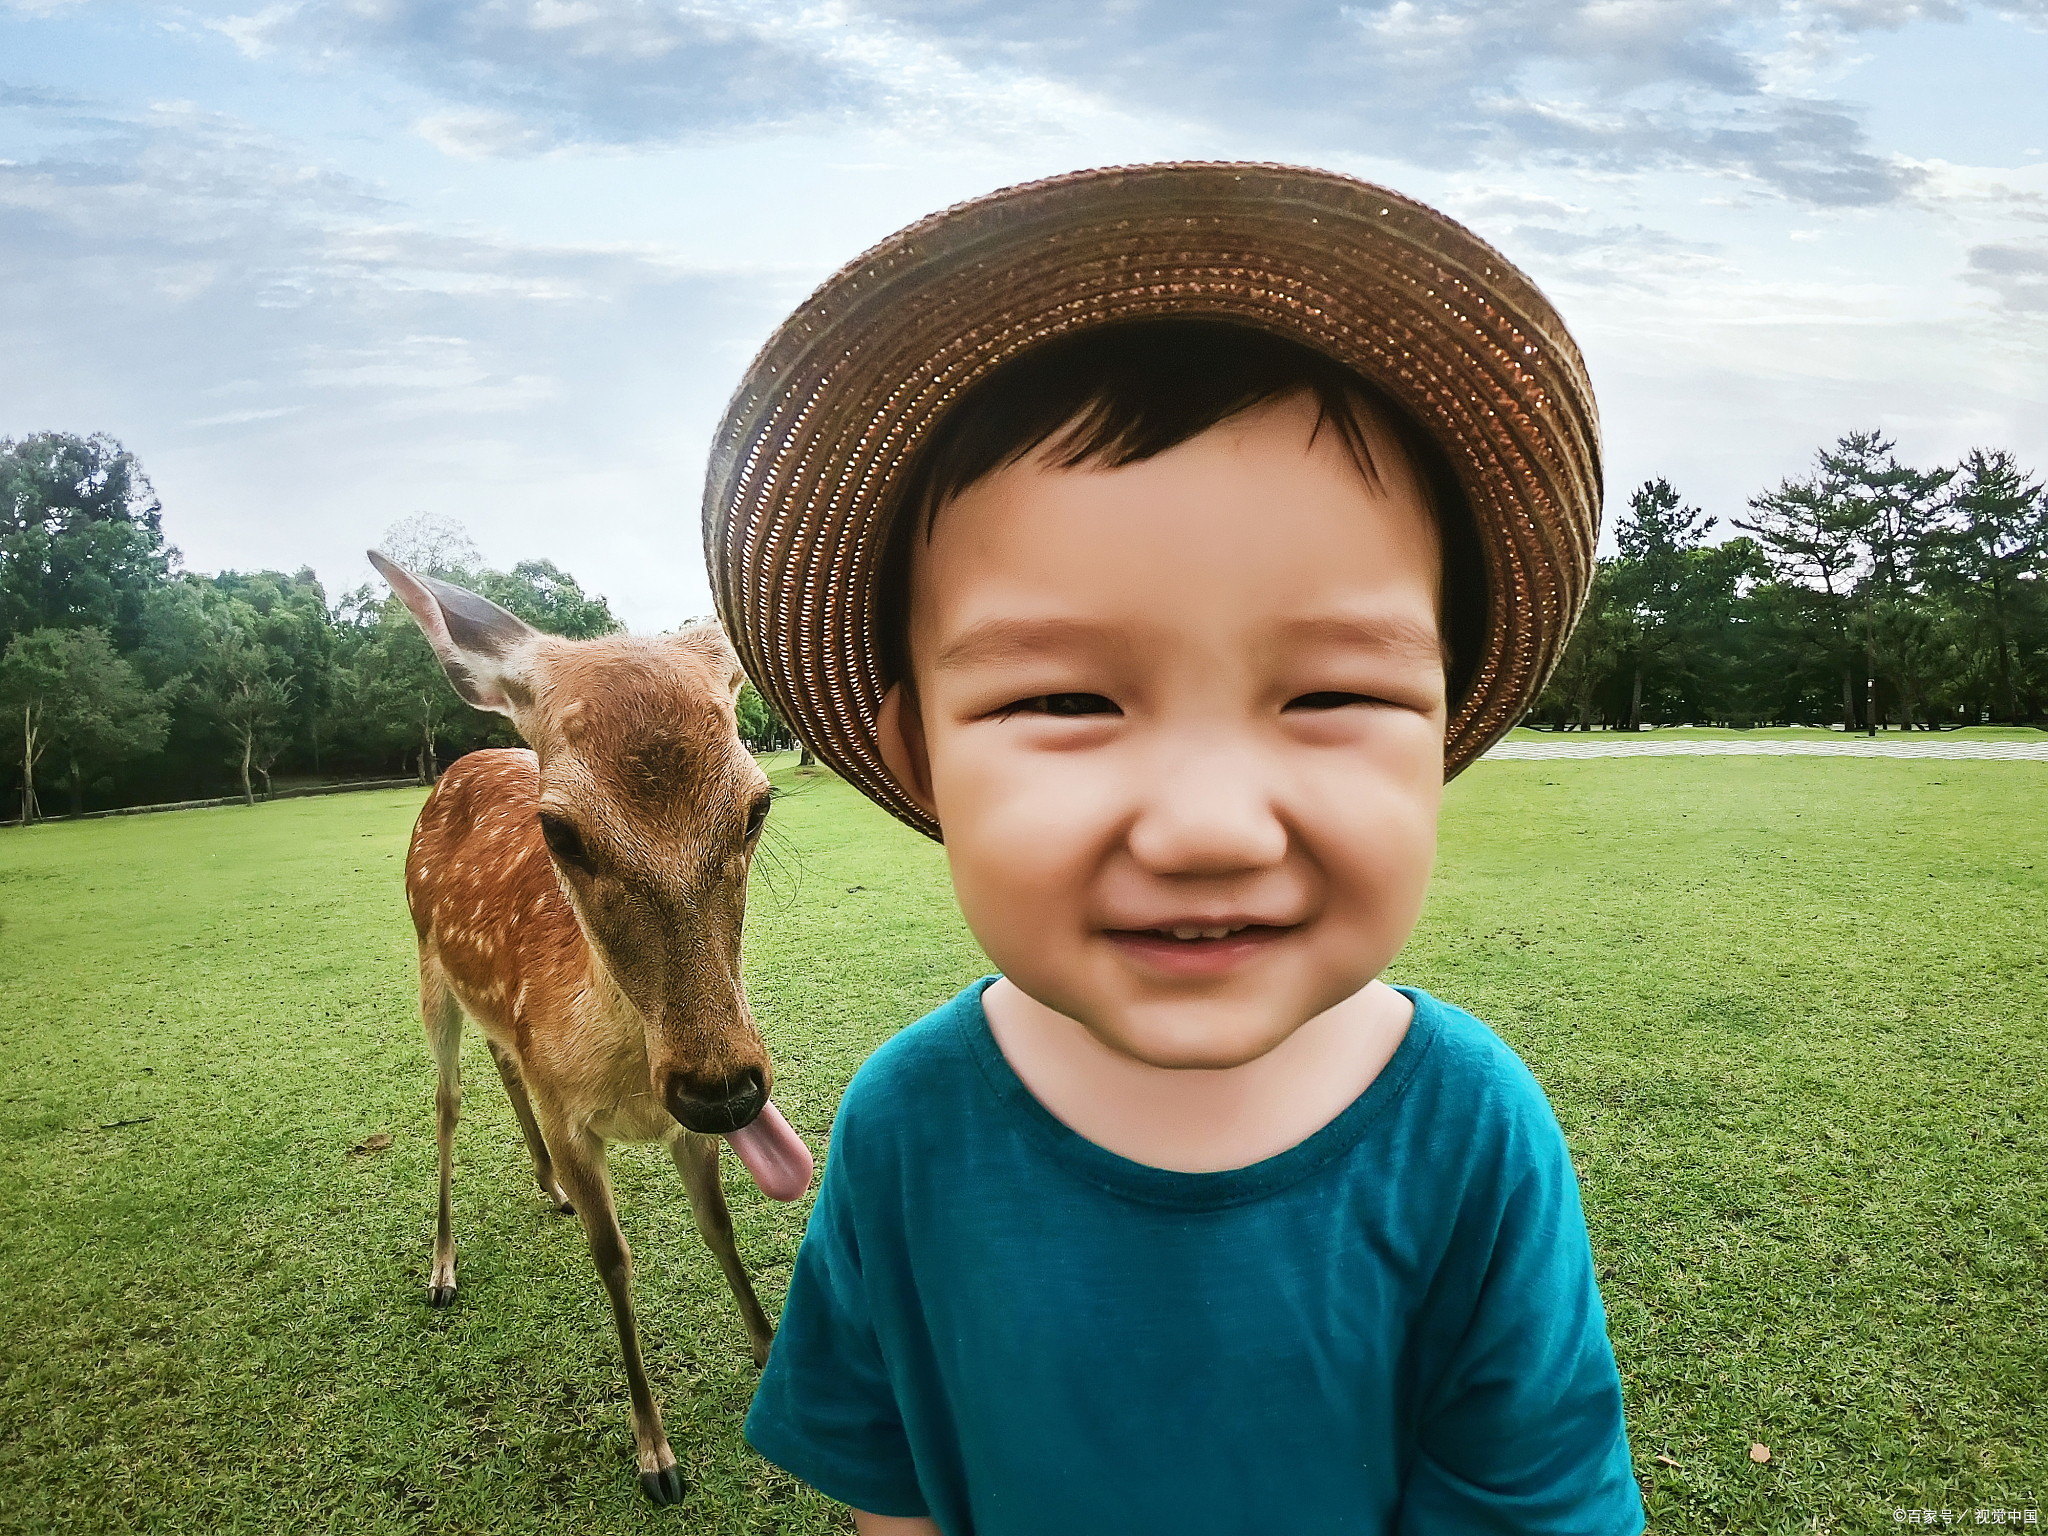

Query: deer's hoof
[427,1283,457,1308]
[639,1465,686,1506]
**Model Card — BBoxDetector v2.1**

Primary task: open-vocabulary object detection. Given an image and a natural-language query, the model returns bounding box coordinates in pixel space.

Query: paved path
[1482,736,2048,762]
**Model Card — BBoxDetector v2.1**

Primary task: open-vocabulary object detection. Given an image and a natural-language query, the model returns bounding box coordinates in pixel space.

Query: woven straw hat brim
[705,162,1602,842]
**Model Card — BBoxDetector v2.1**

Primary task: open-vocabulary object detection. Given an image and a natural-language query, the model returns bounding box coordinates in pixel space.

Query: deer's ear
[369,550,538,715]
[678,620,747,701]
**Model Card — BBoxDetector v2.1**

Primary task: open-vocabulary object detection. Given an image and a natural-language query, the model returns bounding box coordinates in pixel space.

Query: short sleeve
[1398,1116,1643,1535]
[744,1133,930,1519]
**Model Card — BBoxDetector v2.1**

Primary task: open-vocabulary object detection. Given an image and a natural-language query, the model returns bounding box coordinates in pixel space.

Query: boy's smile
[725,178,1633,1531]
[876,387,1448,1159]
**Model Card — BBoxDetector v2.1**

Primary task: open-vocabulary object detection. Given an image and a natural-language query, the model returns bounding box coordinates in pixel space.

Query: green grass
[0,757,2042,1534]
[1503,724,2047,741]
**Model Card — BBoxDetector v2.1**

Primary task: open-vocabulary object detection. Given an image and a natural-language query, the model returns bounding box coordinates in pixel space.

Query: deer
[368,551,814,1505]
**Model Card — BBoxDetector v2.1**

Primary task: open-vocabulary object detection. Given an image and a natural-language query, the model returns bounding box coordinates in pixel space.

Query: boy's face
[880,389,1447,1071]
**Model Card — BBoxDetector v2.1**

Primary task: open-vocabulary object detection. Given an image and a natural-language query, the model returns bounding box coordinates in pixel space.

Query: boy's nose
[1125,747,1289,874]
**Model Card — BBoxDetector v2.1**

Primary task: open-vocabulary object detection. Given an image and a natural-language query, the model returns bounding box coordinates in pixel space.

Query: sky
[4,0,2046,632]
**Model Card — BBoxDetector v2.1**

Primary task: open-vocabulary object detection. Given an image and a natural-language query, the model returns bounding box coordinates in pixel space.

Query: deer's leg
[484,1039,572,1214]
[420,960,463,1308]
[550,1129,684,1506]
[671,1131,774,1368]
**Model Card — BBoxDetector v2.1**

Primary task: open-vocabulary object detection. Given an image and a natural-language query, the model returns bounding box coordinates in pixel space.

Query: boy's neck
[982,978,1413,1174]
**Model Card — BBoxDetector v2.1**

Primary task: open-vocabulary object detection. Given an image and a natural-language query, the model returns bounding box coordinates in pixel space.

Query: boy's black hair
[874,318,1486,705]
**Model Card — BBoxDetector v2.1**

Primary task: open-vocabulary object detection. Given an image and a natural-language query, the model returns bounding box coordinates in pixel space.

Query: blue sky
[5,0,2046,629]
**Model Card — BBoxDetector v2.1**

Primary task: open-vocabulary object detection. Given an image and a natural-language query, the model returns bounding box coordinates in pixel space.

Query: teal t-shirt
[747,979,1641,1535]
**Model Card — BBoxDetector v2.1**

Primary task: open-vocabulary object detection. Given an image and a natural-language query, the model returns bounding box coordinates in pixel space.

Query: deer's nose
[665,1067,766,1135]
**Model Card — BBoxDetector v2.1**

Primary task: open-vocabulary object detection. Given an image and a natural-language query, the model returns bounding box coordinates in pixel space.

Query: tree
[1,630,60,823]
[1823,431,1950,594]
[1739,456,1861,727]
[0,432,174,650]
[1535,565,1623,730]
[349,539,623,782]
[1600,481,1761,728]
[0,627,167,822]
[194,615,297,805]
[209,568,337,768]
[1829,432,1950,731]
[1733,579,1849,727]
[1922,449,2046,724]
[736,681,796,752]
[1853,595,1951,730]
[1609,480,1704,728]
[378,512,481,579]
[477,560,621,640]
[1738,432,1951,731]
[349,600,474,783]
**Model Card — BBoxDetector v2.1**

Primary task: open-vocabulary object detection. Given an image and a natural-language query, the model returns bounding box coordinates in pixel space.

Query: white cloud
[1966,239,2048,312]
[0,85,795,624]
[188,405,302,426]
[168,0,1976,204]
[206,2,295,57]
[4,0,2043,621]
[412,109,557,159]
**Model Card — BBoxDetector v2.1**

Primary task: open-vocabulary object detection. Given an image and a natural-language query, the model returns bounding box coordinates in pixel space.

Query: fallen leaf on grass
[1654,1454,1680,1468]
[1749,1443,1771,1464]
[349,1132,394,1156]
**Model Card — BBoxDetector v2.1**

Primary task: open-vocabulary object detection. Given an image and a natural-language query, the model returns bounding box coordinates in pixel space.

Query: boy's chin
[1078,999,1323,1073]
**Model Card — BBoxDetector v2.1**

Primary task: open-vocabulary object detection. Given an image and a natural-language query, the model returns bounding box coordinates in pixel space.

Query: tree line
[0,431,800,823]
[5,425,2041,821]
[1533,431,2043,731]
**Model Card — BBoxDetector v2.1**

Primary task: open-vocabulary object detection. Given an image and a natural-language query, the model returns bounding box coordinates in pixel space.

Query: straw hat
[704,162,1601,842]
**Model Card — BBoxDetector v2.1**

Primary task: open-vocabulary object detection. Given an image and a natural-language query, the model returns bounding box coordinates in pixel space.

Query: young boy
[704,164,1640,1534]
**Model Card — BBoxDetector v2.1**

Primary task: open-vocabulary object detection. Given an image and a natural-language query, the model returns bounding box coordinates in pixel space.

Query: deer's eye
[744,793,771,844]
[537,810,593,872]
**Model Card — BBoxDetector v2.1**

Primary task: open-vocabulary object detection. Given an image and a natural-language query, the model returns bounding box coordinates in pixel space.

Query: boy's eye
[1285,691,1376,711]
[1003,692,1120,717]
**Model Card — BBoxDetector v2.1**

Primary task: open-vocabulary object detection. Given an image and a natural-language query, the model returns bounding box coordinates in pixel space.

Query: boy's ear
[369,549,538,716]
[874,682,938,825]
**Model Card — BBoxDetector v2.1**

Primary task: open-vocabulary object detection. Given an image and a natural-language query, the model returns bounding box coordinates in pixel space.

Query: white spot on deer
[382,588,786,1462]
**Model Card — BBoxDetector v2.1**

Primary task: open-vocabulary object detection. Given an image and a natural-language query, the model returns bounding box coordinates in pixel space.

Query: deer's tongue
[724,1099,813,1202]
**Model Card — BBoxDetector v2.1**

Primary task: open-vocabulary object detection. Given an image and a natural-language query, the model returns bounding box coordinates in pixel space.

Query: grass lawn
[1503,724,2048,742]
[0,755,2042,1533]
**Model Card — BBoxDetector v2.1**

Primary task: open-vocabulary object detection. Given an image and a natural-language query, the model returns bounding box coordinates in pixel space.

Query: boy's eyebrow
[931,616,1116,673]
[1278,612,1448,663]
[930,612,1447,673]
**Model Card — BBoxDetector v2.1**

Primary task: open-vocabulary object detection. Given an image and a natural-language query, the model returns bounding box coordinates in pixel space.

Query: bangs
[875,319,1486,707]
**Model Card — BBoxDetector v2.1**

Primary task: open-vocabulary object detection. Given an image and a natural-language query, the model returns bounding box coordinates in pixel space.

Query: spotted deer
[371,551,813,1505]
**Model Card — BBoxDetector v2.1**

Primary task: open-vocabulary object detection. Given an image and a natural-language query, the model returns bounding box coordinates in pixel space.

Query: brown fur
[394,603,777,1506]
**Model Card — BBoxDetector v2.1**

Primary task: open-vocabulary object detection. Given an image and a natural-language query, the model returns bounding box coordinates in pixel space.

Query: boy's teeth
[1166,925,1238,941]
